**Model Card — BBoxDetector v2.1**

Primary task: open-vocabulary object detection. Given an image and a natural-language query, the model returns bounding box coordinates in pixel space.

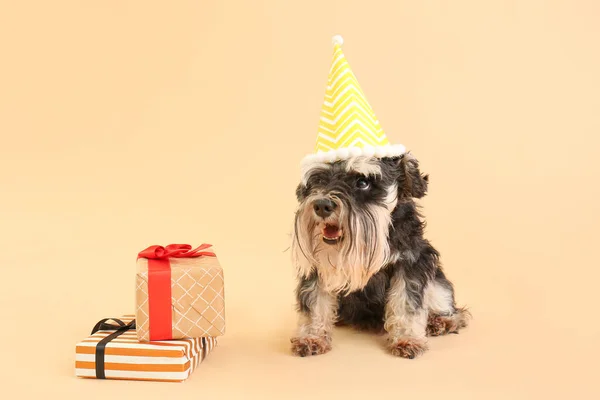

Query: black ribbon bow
[90,318,136,379]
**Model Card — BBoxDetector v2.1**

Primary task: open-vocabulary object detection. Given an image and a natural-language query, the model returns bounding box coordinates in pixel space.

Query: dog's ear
[397,153,429,199]
[295,182,307,202]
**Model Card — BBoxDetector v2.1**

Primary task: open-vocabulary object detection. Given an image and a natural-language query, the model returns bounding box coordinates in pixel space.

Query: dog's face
[291,154,429,293]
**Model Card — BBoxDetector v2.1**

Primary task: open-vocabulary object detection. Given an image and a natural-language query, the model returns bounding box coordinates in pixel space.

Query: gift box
[135,244,226,342]
[75,315,217,382]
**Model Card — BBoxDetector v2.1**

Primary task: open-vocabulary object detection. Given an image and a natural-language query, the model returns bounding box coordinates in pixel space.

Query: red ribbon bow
[138,243,215,341]
[138,243,216,260]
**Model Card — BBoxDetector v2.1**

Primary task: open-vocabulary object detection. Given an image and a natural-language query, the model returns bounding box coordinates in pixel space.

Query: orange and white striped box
[75,315,217,382]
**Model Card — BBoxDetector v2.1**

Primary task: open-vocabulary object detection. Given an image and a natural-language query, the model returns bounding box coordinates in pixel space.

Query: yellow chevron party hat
[302,35,406,165]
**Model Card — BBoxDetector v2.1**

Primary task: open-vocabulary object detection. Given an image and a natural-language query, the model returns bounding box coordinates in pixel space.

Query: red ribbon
[137,244,215,341]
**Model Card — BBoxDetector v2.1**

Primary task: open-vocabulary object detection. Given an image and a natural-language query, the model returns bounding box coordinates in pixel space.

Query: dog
[290,153,470,358]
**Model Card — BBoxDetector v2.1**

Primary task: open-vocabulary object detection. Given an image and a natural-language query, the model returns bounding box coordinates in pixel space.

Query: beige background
[1,1,599,398]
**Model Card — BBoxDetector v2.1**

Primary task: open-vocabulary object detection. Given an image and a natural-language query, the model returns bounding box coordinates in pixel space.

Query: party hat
[301,35,406,165]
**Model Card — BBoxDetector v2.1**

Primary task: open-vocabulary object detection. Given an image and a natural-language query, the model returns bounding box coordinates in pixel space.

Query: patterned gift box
[135,244,226,342]
[75,315,217,382]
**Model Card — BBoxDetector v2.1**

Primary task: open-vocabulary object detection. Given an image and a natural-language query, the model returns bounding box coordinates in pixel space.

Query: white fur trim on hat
[300,144,407,167]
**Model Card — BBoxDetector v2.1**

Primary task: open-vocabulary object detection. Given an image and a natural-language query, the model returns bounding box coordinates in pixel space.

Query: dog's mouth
[322,223,342,245]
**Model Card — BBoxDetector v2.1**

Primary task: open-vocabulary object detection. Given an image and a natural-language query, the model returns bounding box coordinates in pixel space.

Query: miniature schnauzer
[290,153,470,358]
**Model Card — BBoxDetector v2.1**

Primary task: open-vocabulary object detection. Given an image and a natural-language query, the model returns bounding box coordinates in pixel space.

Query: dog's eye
[310,176,327,187]
[356,177,370,190]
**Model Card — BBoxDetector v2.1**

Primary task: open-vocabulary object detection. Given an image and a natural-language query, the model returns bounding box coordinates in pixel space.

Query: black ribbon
[201,337,207,361]
[91,318,136,379]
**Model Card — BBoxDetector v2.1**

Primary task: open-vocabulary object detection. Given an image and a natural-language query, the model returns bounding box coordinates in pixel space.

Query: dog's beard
[291,193,393,294]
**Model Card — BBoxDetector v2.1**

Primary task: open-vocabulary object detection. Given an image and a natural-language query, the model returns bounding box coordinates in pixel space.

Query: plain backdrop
[1,1,599,399]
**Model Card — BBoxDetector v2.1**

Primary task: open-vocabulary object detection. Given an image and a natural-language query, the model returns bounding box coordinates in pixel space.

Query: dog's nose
[313,199,336,218]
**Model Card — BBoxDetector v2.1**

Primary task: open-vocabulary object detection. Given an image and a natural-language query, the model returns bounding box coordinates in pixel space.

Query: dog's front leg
[290,274,337,357]
[384,270,429,359]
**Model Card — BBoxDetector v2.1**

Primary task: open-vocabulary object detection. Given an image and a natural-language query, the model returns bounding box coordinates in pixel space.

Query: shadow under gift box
[75,315,217,382]
[135,244,226,342]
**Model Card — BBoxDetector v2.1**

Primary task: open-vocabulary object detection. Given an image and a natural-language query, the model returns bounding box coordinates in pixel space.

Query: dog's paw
[387,337,428,359]
[427,308,471,336]
[426,315,457,336]
[290,335,331,357]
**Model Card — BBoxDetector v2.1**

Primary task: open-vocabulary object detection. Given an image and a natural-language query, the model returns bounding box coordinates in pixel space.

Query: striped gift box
[75,315,217,382]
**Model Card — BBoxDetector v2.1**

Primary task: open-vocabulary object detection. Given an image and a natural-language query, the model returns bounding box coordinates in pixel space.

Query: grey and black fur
[290,154,470,358]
